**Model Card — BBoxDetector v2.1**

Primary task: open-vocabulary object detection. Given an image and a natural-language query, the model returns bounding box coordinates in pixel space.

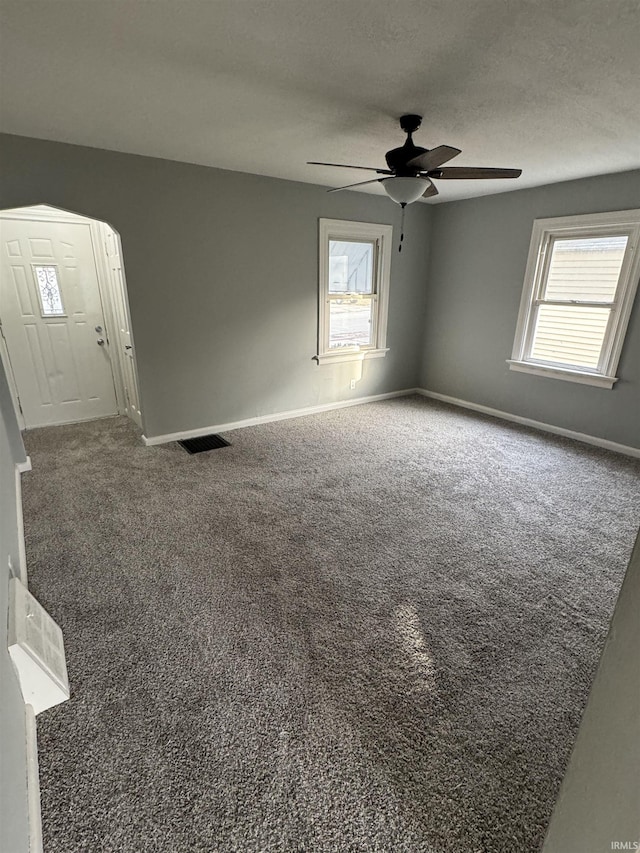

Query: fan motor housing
[385,143,427,174]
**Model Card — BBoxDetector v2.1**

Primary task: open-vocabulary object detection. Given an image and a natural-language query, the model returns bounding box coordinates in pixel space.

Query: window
[316,219,392,364]
[509,210,640,388]
[33,265,65,316]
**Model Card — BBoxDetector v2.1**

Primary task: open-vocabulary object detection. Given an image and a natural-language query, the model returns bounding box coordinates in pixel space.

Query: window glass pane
[543,235,628,302]
[329,255,349,289]
[329,240,374,294]
[35,265,64,315]
[530,304,611,368]
[329,297,373,348]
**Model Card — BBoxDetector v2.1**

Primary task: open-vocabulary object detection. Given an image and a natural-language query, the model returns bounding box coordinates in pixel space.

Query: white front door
[0,218,118,427]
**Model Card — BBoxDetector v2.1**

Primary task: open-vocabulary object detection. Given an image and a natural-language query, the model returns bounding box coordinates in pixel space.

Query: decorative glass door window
[328,240,375,348]
[33,265,65,316]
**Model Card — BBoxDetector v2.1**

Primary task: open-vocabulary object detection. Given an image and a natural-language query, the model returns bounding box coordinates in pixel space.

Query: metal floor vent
[178,434,231,454]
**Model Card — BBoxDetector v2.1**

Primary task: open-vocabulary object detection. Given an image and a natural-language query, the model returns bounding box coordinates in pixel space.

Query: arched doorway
[0,204,142,429]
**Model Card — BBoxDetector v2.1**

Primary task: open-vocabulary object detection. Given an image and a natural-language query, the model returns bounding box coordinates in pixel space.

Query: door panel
[24,323,52,405]
[46,322,82,402]
[11,265,34,314]
[0,218,118,427]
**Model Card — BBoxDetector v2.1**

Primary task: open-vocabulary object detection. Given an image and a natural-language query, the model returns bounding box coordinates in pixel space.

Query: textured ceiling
[1,0,639,203]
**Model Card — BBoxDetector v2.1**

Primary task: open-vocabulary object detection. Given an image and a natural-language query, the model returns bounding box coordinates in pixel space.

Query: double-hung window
[509,210,640,388]
[316,218,392,364]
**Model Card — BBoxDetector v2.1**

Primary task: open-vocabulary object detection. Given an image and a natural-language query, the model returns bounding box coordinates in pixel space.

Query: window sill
[507,360,618,389]
[314,348,389,365]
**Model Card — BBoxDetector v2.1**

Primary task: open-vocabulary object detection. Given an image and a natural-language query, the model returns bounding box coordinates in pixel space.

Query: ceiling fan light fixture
[382,176,430,205]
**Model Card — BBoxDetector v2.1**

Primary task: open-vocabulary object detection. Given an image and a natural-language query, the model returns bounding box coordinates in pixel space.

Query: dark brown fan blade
[308,161,393,174]
[422,181,439,198]
[432,167,522,180]
[407,145,461,171]
[327,178,385,193]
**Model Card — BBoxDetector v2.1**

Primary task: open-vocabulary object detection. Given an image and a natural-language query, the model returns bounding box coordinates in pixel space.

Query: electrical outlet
[350,379,356,390]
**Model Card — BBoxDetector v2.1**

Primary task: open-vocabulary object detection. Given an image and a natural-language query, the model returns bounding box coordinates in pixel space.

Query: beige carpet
[22,396,640,852]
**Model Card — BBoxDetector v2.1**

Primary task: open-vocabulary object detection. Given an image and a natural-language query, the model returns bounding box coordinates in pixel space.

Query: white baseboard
[142,387,639,458]
[17,455,32,474]
[142,389,419,446]
[416,389,640,458]
[14,465,28,586]
[25,704,43,853]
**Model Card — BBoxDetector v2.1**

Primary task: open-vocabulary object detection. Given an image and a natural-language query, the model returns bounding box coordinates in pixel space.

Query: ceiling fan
[308,114,522,205]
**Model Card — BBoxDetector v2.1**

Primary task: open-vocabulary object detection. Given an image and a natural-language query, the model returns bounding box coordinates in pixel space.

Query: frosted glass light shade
[382,177,430,204]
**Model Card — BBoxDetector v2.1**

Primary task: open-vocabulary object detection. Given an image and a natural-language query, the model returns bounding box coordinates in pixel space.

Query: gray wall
[420,171,640,449]
[542,529,640,853]
[0,357,29,853]
[0,133,432,439]
[1,132,639,849]
[2,133,637,448]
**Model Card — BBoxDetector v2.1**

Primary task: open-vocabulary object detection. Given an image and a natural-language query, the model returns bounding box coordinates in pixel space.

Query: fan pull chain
[399,203,406,252]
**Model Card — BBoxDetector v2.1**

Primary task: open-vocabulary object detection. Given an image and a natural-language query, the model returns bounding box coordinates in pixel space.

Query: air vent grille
[178,434,231,454]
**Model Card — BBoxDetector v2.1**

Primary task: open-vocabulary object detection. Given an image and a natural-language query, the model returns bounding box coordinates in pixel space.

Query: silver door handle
[97,339,105,346]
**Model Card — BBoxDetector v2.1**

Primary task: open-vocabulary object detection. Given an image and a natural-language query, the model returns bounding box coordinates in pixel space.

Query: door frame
[93,220,142,428]
[0,204,142,430]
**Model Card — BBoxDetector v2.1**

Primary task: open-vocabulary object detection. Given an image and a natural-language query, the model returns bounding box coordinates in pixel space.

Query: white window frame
[509,209,640,389]
[315,218,392,365]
